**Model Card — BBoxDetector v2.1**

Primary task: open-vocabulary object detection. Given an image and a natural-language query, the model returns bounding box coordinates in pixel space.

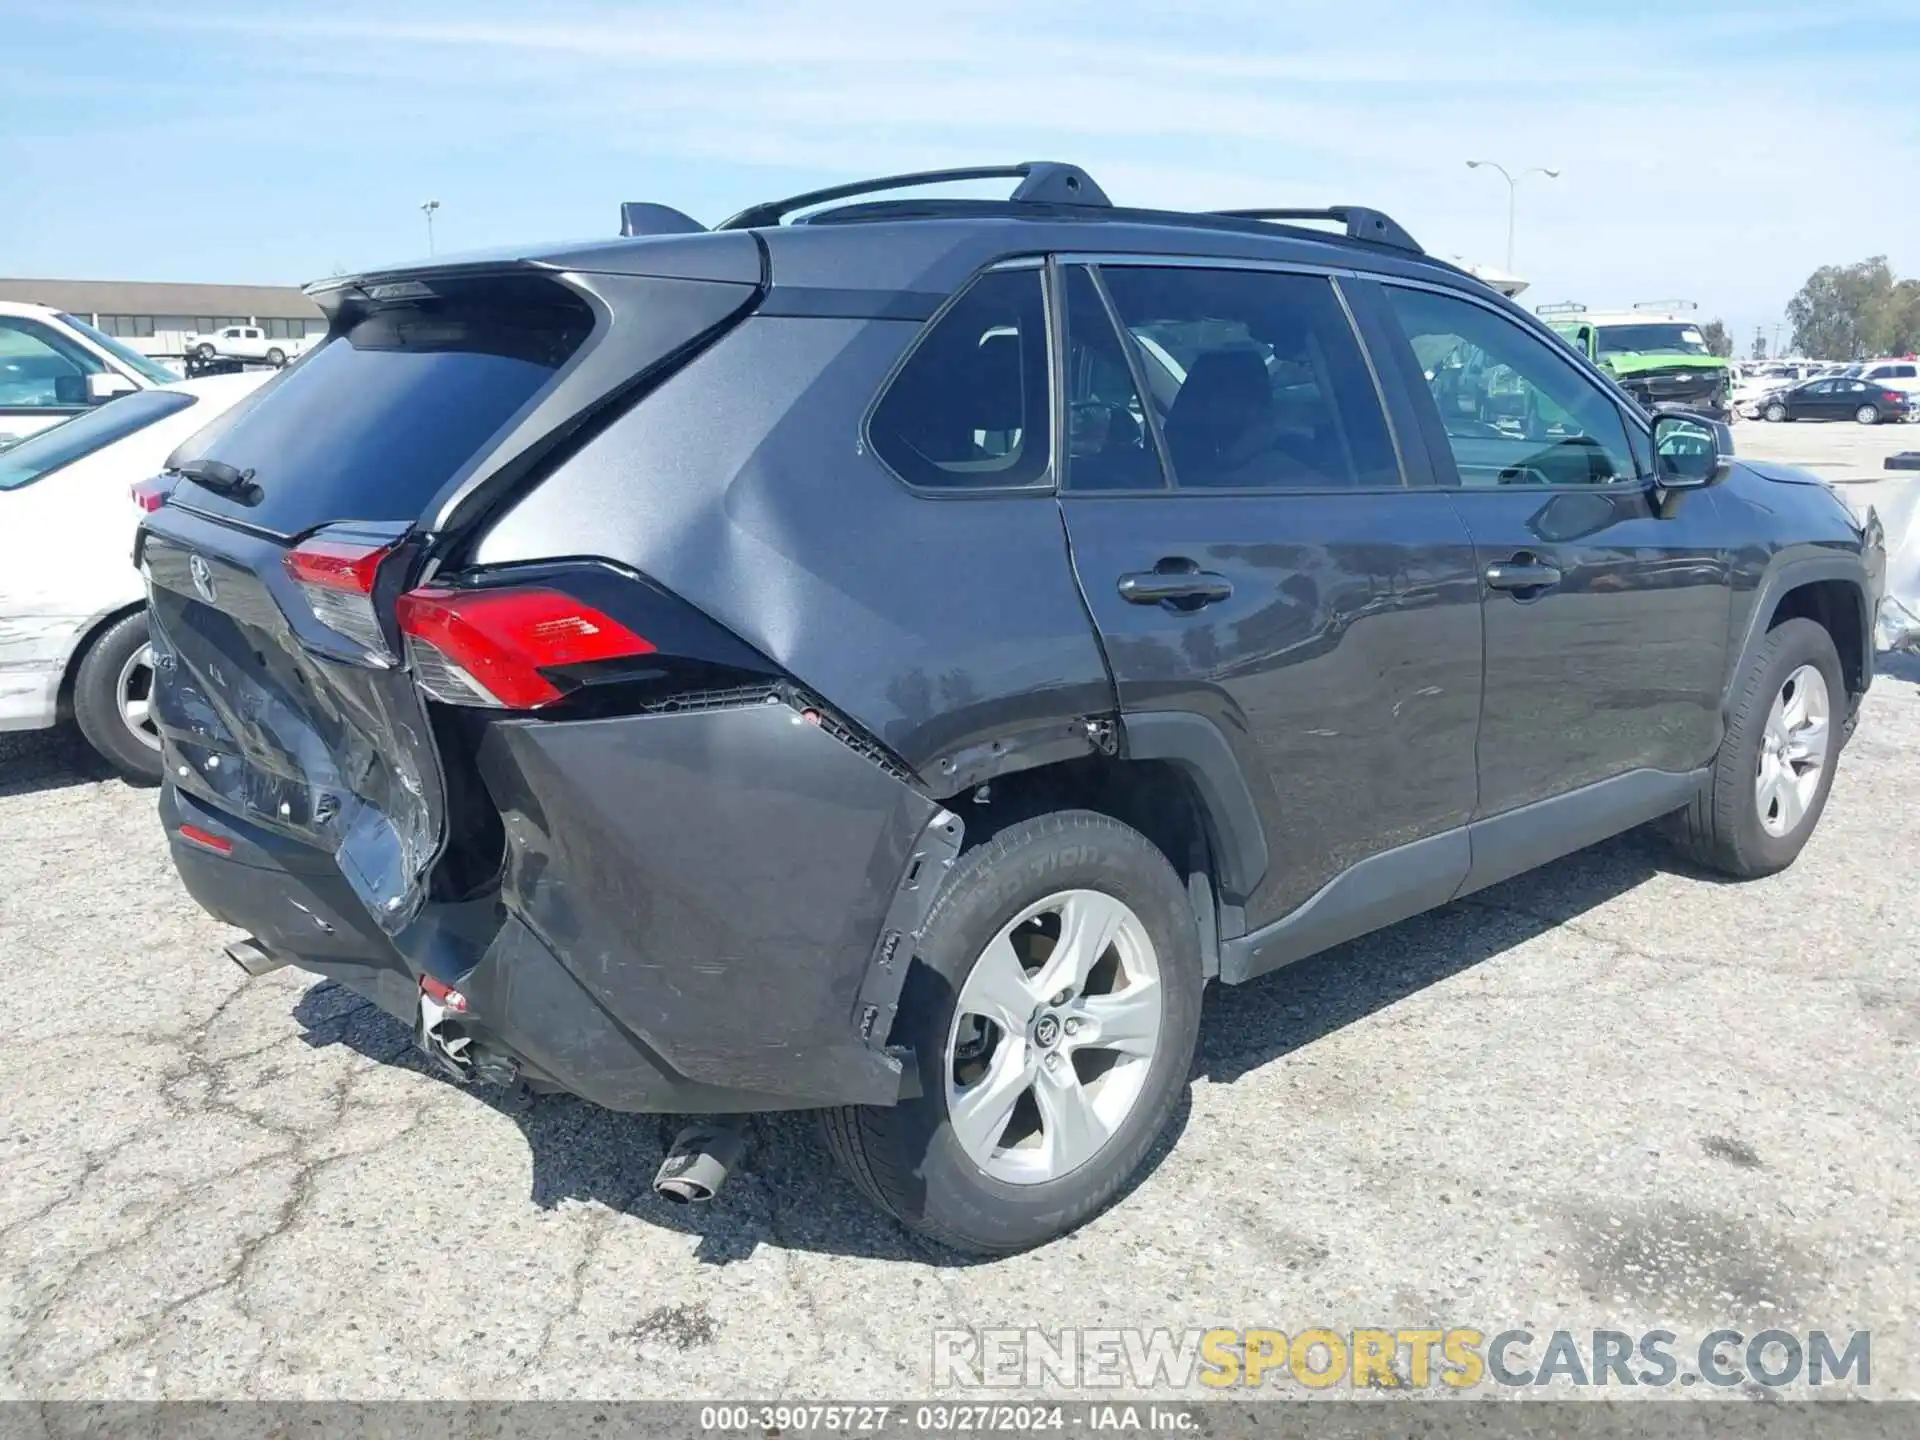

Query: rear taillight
[1885,392,1904,405]
[131,477,172,513]
[395,585,655,709]
[284,534,400,657]
[419,973,469,1013]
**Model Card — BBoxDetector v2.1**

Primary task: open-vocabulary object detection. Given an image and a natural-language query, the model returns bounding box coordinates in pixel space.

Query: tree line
[1786,257,1920,361]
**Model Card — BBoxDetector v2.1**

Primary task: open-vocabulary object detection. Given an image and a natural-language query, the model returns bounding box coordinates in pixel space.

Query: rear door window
[868,268,1051,491]
[1061,267,1166,491]
[166,274,594,534]
[1097,265,1401,491]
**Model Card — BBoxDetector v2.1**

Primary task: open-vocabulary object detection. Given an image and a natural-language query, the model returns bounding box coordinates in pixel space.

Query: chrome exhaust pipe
[226,938,287,979]
[653,1123,749,1204]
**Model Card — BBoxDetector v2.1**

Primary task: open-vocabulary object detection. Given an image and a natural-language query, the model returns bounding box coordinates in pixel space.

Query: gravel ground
[1,458,1915,1402]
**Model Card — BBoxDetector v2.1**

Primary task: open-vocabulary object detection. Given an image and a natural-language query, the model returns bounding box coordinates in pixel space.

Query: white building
[0,277,327,360]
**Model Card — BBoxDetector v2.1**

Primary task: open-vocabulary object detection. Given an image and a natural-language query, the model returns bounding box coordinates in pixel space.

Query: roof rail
[1210,206,1422,255]
[619,202,707,237]
[1535,301,1587,316]
[1633,298,1697,312]
[718,162,1111,230]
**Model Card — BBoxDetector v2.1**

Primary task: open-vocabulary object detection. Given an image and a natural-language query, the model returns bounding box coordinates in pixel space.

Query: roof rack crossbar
[1210,206,1422,255]
[719,162,1110,230]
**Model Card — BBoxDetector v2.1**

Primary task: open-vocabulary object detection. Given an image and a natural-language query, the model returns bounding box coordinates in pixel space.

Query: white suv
[1850,359,1920,403]
[0,301,181,450]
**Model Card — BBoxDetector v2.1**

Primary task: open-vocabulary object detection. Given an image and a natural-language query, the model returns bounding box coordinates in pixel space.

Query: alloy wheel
[944,889,1162,1185]
[1856,405,1879,425]
[117,642,160,753]
[1755,663,1829,838]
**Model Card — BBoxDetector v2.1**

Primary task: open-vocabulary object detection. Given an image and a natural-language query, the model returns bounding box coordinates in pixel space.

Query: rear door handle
[1484,558,1562,592]
[1117,567,1233,606]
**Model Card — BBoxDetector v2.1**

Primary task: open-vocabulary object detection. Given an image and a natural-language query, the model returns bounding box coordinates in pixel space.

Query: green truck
[1538,302,1730,422]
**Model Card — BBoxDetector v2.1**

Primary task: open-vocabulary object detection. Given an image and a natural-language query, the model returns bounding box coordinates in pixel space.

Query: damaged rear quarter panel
[475,700,940,1104]
[470,312,1116,776]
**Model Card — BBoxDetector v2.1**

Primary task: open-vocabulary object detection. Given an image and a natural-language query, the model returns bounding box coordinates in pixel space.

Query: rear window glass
[167,275,594,534]
[0,389,196,491]
[868,268,1051,491]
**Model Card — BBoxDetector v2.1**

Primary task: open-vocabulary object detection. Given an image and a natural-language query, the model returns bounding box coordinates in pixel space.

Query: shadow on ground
[0,726,118,800]
[289,824,1683,1266]
[1878,649,1920,685]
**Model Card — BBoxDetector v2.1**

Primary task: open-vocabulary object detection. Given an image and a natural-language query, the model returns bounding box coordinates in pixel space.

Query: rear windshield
[166,274,594,534]
[0,389,196,491]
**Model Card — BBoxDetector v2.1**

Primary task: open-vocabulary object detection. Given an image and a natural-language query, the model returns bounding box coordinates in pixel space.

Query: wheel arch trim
[1120,710,1270,904]
[1727,556,1872,718]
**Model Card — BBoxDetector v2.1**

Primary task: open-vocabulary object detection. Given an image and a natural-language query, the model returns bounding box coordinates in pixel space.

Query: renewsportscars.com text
[932,1327,1871,1391]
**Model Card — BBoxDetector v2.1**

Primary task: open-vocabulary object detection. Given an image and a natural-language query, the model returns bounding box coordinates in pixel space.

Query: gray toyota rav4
[138,163,1884,1254]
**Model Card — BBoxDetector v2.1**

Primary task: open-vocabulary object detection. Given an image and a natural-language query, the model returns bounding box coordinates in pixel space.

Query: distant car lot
[0,424,1914,1401]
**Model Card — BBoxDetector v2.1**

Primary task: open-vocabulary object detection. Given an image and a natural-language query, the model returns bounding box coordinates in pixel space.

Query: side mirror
[1652,410,1732,489]
[86,371,137,404]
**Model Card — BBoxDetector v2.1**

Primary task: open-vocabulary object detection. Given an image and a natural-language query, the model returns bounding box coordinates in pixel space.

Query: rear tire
[1855,404,1880,425]
[1666,617,1843,878]
[71,611,164,786]
[194,343,215,361]
[823,810,1202,1255]
[266,347,286,367]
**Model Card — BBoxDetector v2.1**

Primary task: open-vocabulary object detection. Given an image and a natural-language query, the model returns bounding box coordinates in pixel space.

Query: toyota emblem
[188,553,217,604]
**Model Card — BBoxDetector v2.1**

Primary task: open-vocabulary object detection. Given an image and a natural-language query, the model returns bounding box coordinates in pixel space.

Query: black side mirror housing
[1652,410,1733,490]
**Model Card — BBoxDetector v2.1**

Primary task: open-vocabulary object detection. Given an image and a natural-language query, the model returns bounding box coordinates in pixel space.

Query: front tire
[1764,402,1788,422]
[1856,404,1880,425]
[823,811,1202,1255]
[71,611,164,785]
[1666,617,1843,878]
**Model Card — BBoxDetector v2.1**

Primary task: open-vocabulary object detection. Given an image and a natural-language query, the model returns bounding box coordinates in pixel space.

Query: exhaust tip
[652,1123,749,1206]
[654,1176,715,1205]
[226,938,287,979]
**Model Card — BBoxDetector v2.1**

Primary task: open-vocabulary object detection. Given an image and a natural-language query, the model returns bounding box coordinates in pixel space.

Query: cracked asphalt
[1,453,1916,1401]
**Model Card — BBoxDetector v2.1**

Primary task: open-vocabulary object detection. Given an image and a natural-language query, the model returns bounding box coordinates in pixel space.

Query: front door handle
[1484,557,1563,592]
[1117,565,1233,606]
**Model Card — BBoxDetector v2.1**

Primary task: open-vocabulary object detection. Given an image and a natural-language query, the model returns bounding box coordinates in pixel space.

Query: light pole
[1465,161,1559,274]
[420,198,441,256]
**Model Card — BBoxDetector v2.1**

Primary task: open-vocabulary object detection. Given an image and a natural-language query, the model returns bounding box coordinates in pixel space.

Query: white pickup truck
[185,324,309,368]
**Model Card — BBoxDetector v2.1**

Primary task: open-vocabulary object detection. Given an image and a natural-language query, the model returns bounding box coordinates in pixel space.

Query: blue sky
[5,0,1917,351]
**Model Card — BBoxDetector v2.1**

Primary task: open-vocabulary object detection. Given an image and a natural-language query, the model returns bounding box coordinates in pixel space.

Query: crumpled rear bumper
[160,700,959,1113]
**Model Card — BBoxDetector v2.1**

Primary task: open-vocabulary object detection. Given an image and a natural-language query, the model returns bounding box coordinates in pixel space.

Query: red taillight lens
[284,535,399,657]
[419,973,469,1013]
[395,585,655,709]
[178,824,233,855]
[1885,392,1903,405]
[285,537,393,595]
[131,477,172,513]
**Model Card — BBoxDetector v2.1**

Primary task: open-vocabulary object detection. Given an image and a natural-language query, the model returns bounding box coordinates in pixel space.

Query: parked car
[137,164,1883,1254]
[0,300,182,450]
[184,324,308,368]
[1760,376,1913,425]
[0,372,272,780]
